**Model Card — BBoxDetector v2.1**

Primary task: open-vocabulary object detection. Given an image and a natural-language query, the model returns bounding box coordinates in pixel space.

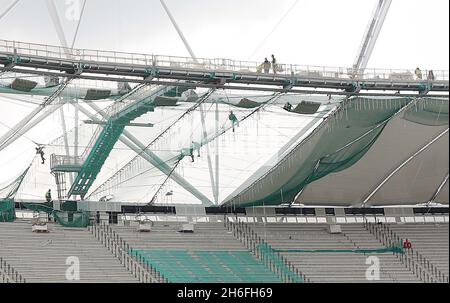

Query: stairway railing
[79,85,155,160]
[107,84,162,118]
[379,222,449,284]
[88,222,167,283]
[88,89,216,200]
[51,84,166,172]
[0,257,25,283]
[363,220,448,283]
[342,231,399,283]
[224,217,310,283]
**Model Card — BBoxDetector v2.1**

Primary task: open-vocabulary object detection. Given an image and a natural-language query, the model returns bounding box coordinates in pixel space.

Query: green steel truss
[63,86,189,198]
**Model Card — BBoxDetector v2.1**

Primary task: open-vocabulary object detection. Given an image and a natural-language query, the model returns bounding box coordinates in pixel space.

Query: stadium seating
[133,250,282,283]
[387,223,449,277]
[1,218,448,283]
[0,221,138,283]
[249,223,421,283]
[114,222,282,283]
[112,222,248,251]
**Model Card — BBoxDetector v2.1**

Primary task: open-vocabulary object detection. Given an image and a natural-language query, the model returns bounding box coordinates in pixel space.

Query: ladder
[53,172,67,201]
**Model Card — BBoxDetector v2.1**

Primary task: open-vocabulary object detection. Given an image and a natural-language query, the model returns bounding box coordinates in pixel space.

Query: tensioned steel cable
[247,0,300,61]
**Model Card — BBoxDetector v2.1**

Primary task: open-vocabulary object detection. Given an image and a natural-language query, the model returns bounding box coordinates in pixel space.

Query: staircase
[53,172,67,201]
[51,84,190,199]
[68,123,126,197]
[341,224,421,282]
[363,220,449,283]
[387,223,449,279]
[88,223,162,283]
[247,222,422,283]
[109,221,286,283]
[225,219,307,283]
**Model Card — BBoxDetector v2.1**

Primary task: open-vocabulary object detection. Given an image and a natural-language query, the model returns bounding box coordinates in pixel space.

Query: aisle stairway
[387,223,449,277]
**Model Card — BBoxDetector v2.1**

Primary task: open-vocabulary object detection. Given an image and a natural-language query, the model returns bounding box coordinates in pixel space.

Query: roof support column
[160,0,197,61]
[199,103,218,204]
[352,0,392,76]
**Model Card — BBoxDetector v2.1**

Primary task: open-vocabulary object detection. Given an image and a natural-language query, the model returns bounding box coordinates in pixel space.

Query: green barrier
[21,202,90,228]
[272,246,404,254]
[60,201,78,212]
[22,202,54,213]
[53,211,90,228]
[0,199,16,222]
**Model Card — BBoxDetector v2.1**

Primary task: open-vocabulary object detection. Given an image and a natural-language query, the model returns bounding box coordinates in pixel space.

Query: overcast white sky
[0,0,449,184]
[0,0,448,69]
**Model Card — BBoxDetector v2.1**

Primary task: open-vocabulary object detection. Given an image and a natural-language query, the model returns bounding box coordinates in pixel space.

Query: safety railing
[363,220,448,283]
[225,217,309,283]
[50,154,83,171]
[80,84,174,157]
[380,222,449,284]
[50,83,171,172]
[76,84,147,162]
[89,222,167,283]
[343,231,399,283]
[1,39,448,82]
[107,84,154,118]
[88,88,216,200]
[0,257,25,283]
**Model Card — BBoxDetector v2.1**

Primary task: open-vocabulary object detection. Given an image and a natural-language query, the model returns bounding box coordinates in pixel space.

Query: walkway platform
[1,39,448,95]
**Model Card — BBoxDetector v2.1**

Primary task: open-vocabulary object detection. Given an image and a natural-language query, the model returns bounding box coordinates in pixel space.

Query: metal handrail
[89,223,166,283]
[0,257,25,283]
[1,39,448,82]
[49,83,171,169]
[381,222,449,283]
[224,217,309,283]
[363,220,448,283]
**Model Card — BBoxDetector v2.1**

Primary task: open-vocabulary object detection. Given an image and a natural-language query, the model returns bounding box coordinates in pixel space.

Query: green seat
[133,249,285,283]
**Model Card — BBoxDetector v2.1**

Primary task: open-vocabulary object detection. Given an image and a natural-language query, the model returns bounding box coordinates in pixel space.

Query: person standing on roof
[271,55,277,74]
[415,67,423,80]
[263,58,271,74]
[229,111,239,132]
[428,70,435,81]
